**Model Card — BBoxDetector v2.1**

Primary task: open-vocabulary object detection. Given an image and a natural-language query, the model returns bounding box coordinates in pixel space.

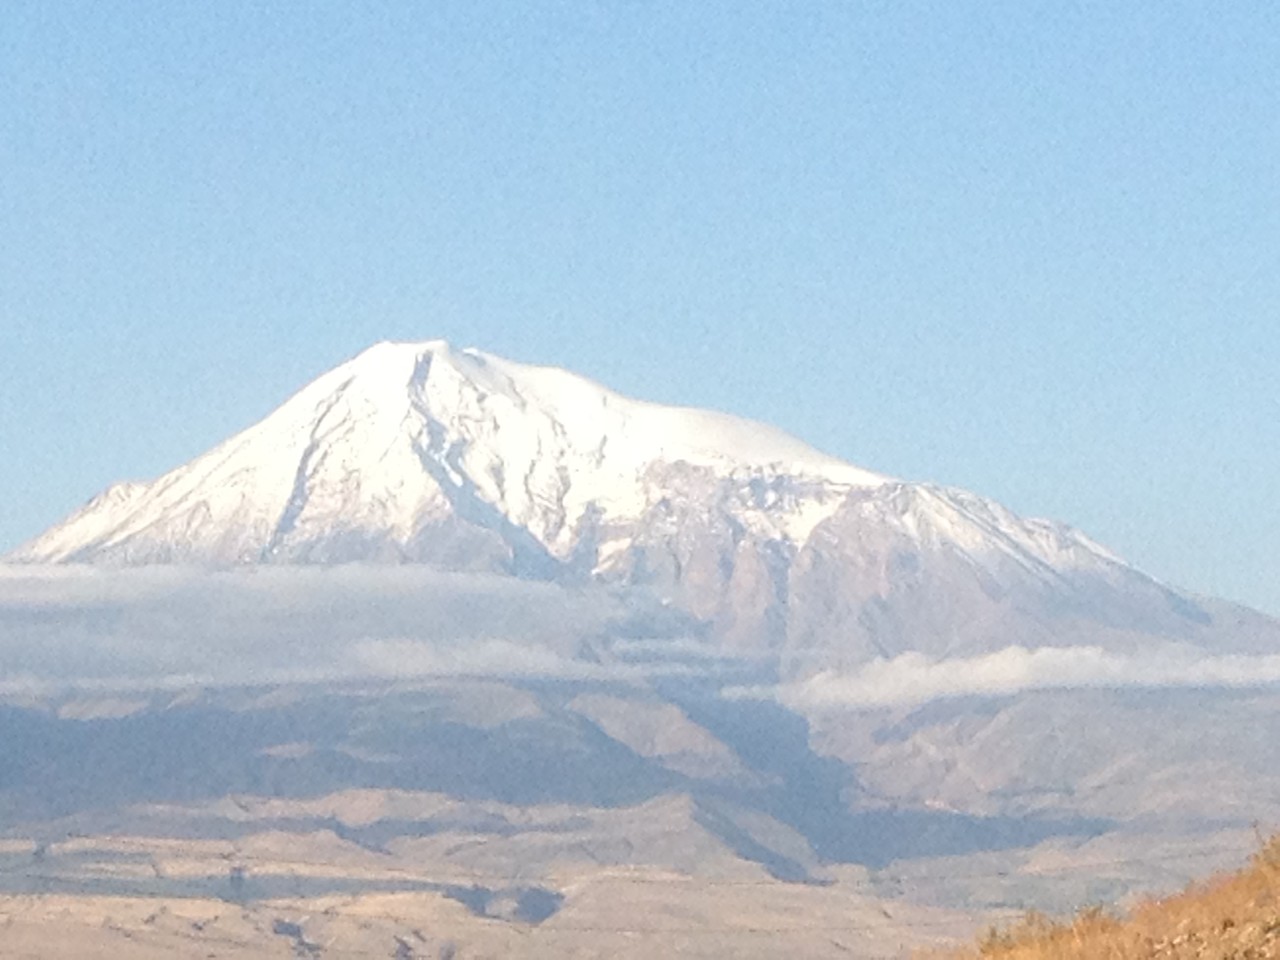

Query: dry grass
[928,835,1280,959]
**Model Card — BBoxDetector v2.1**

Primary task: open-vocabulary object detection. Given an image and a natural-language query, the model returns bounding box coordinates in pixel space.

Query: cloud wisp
[727,645,1280,711]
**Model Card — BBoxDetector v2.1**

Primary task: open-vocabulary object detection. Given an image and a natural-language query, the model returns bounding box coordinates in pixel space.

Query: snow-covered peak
[319,339,884,485]
[11,338,1207,661]
[9,340,887,566]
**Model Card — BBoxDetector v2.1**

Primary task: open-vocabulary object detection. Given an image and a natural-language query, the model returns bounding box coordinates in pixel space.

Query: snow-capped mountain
[13,341,879,567]
[11,340,1268,662]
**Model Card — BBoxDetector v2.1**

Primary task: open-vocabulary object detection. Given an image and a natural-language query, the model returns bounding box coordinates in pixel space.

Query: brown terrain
[0,791,987,959]
[0,677,1275,959]
[932,836,1280,960]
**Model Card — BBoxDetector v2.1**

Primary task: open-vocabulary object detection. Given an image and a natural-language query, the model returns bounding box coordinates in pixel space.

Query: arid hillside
[934,836,1280,959]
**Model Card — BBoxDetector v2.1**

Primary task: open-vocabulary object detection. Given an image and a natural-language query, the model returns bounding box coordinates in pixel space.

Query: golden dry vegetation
[931,835,1280,960]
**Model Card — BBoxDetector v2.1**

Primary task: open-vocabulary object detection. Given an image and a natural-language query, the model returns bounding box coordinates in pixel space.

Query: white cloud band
[727,645,1280,710]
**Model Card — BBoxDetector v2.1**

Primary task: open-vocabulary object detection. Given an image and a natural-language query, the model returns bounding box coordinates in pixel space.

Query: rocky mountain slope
[10,340,1277,663]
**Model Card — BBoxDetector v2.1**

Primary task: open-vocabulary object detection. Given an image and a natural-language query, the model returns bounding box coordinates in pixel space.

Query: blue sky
[2,1,1277,614]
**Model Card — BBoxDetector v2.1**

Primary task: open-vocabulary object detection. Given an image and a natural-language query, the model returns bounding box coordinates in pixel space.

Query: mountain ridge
[11,339,1277,665]
[11,340,881,566]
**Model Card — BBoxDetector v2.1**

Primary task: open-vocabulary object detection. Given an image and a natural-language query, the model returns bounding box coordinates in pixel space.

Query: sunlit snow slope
[13,340,1258,660]
[12,341,878,566]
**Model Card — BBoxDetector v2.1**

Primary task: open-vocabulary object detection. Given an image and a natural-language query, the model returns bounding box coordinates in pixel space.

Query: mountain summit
[11,340,1273,661]
[14,340,881,568]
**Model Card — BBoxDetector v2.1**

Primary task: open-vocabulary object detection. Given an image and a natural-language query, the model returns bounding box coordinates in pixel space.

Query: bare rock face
[779,483,1252,673]
[591,463,801,652]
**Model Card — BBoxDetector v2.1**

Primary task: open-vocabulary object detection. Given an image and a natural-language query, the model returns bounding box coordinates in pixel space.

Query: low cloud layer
[9,566,1277,706]
[729,645,1280,710]
[0,564,713,693]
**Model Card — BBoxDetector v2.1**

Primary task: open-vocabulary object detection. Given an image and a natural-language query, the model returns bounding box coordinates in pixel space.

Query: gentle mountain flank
[10,339,1279,662]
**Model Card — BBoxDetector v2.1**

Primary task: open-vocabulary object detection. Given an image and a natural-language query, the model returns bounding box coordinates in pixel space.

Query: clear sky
[2,1,1277,615]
